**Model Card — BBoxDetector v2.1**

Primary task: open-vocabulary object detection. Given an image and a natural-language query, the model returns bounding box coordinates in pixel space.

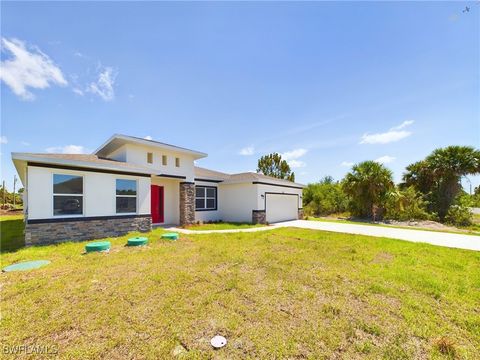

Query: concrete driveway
[170,220,480,251]
[273,220,480,251]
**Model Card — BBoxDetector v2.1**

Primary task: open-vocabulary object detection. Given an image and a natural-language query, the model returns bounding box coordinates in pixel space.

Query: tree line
[257,145,480,227]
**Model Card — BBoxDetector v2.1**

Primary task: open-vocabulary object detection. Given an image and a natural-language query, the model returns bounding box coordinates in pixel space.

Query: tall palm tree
[342,161,394,219]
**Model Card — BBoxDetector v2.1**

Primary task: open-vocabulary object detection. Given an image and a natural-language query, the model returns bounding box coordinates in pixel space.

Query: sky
[1,1,479,191]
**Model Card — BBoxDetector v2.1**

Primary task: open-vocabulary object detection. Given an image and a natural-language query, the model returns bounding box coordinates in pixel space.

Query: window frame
[52,173,84,218]
[115,178,138,215]
[195,186,217,211]
[175,157,180,167]
[147,152,153,164]
[162,155,167,166]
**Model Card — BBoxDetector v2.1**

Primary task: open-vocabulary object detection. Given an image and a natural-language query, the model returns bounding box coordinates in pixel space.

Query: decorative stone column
[180,182,195,226]
[252,210,266,224]
[298,208,304,220]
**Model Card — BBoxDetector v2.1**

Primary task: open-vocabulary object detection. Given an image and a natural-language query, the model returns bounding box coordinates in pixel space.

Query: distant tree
[303,176,348,216]
[257,153,295,182]
[18,187,24,194]
[403,146,480,219]
[342,161,394,219]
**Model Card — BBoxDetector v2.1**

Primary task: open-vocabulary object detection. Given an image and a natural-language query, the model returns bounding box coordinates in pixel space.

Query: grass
[307,216,480,236]
[184,222,265,231]
[1,222,479,358]
[0,214,25,253]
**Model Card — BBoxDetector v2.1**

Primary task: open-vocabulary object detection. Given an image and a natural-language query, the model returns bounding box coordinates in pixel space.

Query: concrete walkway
[169,220,480,251]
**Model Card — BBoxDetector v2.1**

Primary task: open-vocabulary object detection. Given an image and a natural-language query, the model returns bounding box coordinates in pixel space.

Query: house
[11,134,304,245]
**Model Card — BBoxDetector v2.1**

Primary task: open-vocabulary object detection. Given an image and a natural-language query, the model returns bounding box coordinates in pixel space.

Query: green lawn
[0,214,25,252]
[185,222,265,231]
[1,223,479,358]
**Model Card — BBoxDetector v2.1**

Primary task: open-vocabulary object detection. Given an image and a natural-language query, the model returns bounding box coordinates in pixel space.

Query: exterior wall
[151,177,180,225]
[123,144,195,182]
[108,145,127,162]
[218,183,258,223]
[194,181,220,222]
[27,165,150,220]
[25,215,151,246]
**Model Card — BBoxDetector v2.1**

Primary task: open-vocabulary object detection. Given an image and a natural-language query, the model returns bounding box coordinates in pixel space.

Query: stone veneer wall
[252,210,266,224]
[25,215,151,246]
[298,208,304,220]
[179,182,195,226]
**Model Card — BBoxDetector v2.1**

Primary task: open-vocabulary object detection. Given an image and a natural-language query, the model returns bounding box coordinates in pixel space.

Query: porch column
[179,182,195,225]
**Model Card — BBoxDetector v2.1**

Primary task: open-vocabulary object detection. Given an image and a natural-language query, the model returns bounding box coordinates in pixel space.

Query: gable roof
[194,166,304,188]
[94,134,208,159]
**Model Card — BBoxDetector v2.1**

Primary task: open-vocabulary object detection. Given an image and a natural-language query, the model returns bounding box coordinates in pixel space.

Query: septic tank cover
[3,260,51,272]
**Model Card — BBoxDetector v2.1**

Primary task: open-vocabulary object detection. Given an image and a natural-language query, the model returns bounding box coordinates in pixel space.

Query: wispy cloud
[0,136,8,144]
[21,141,30,146]
[0,37,67,100]
[281,148,308,168]
[340,161,354,167]
[375,155,396,164]
[144,135,153,140]
[88,66,117,101]
[45,145,89,154]
[360,120,414,144]
[239,146,255,156]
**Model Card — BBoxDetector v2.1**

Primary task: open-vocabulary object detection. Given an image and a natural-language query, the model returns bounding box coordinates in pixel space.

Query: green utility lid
[85,241,111,253]
[3,260,51,272]
[127,237,148,246]
[161,232,179,240]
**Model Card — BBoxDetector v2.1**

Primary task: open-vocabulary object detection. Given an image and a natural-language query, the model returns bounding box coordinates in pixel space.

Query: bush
[303,177,348,217]
[445,205,473,227]
[384,187,431,221]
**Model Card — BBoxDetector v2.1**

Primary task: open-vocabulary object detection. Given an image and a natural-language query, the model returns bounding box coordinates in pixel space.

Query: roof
[194,166,305,188]
[94,134,207,160]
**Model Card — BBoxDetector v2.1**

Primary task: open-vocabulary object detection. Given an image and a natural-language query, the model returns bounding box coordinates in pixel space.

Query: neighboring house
[12,134,304,245]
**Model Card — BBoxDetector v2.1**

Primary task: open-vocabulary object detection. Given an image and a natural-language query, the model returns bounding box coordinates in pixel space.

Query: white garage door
[266,194,298,223]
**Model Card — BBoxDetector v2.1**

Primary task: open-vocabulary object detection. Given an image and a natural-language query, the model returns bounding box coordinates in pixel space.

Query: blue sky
[1,2,479,190]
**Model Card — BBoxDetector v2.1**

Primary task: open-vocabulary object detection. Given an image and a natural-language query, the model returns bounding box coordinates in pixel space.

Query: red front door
[151,185,164,223]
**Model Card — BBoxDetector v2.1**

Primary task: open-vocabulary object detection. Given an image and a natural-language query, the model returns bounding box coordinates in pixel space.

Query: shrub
[384,186,431,221]
[303,177,348,216]
[445,205,472,227]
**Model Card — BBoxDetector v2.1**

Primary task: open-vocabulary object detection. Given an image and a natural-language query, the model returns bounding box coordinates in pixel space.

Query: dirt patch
[381,220,460,232]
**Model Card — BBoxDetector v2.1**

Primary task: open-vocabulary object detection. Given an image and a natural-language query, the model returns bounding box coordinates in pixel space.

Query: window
[162,155,167,166]
[147,152,153,164]
[175,157,180,167]
[53,174,83,216]
[195,186,217,210]
[116,179,137,213]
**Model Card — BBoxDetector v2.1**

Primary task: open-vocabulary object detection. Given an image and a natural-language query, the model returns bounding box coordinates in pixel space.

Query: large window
[53,174,83,216]
[116,179,137,213]
[195,186,217,211]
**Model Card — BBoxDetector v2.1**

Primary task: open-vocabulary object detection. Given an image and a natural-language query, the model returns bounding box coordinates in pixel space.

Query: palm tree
[424,146,480,218]
[342,161,394,219]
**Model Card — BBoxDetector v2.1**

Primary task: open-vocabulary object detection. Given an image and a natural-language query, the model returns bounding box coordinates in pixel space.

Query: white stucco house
[12,134,304,245]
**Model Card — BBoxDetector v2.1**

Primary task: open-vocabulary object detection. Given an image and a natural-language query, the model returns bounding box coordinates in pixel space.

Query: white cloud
[21,141,30,146]
[341,161,354,167]
[391,120,414,130]
[45,145,89,154]
[72,87,84,96]
[239,146,255,156]
[0,37,67,100]
[281,148,307,160]
[0,136,8,144]
[88,66,117,101]
[288,159,306,168]
[144,136,153,140]
[281,148,308,168]
[360,121,414,145]
[375,155,396,164]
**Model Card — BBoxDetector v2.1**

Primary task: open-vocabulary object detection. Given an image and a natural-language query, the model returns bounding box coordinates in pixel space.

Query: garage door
[266,194,298,223]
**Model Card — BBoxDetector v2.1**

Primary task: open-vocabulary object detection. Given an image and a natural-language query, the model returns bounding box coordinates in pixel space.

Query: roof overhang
[94,134,208,160]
